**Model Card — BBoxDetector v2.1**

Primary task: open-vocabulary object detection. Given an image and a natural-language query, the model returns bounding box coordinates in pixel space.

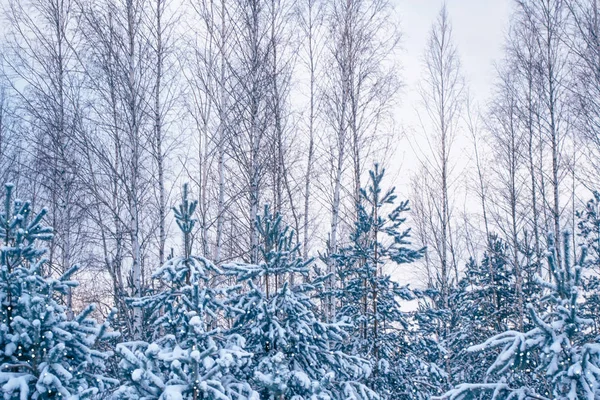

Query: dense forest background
[2,0,600,399]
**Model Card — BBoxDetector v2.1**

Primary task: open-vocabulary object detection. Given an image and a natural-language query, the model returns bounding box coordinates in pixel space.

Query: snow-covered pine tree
[419,231,544,395]
[577,191,600,273]
[0,183,118,399]
[438,231,600,400]
[441,236,524,388]
[331,164,437,399]
[224,205,378,400]
[113,185,256,400]
[575,192,600,354]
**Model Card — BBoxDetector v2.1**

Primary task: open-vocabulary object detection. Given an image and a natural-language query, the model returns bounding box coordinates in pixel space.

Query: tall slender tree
[415,4,465,309]
[76,0,154,339]
[297,0,324,261]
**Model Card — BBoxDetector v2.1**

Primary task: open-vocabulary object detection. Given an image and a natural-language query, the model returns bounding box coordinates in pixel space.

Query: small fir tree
[446,237,516,384]
[331,164,435,399]
[577,191,600,273]
[113,185,256,400]
[224,205,378,400]
[0,183,117,399]
[577,192,600,336]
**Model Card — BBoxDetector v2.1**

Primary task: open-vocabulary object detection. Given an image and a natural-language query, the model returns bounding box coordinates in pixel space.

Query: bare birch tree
[0,83,22,187]
[515,0,572,266]
[506,8,546,268]
[76,0,154,339]
[148,0,179,267]
[226,0,274,263]
[297,0,324,261]
[416,4,465,309]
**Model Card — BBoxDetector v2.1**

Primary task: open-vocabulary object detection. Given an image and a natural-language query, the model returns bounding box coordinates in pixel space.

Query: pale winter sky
[393,0,512,183]
[398,0,512,106]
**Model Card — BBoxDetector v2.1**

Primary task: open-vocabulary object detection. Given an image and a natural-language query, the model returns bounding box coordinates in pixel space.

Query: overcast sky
[398,0,512,110]
[390,0,512,184]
